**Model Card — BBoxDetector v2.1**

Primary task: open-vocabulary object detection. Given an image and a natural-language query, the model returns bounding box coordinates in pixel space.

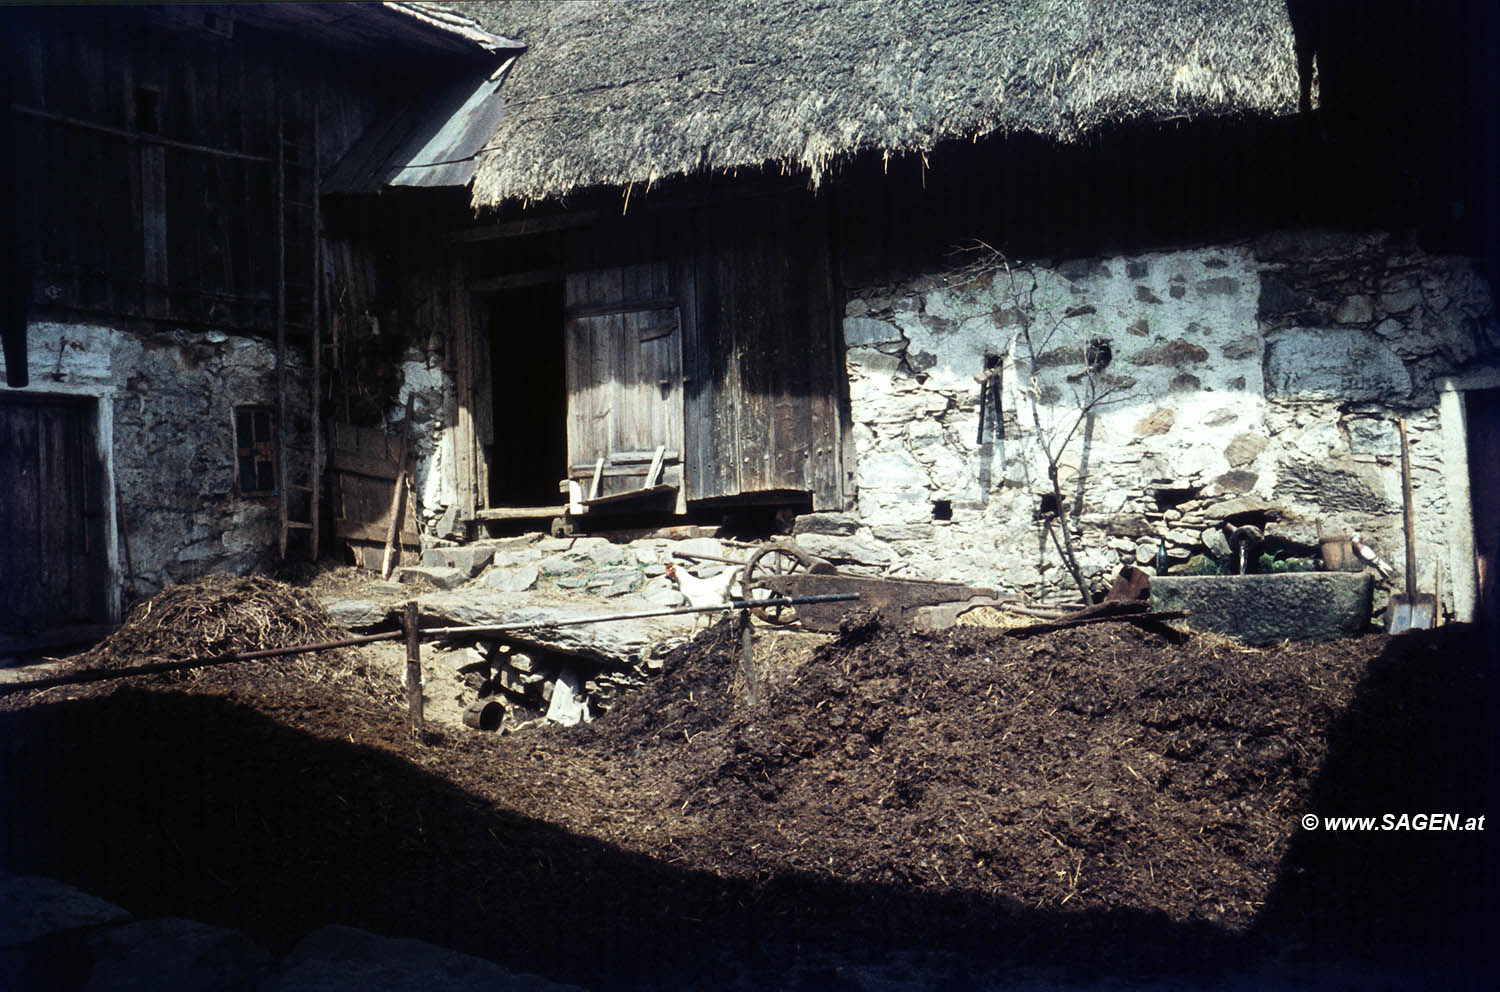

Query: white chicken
[664,561,741,623]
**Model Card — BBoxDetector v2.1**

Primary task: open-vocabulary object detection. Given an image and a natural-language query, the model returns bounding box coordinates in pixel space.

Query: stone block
[1334,295,1375,324]
[1149,572,1374,645]
[322,599,390,631]
[491,548,543,567]
[1224,432,1268,468]
[85,917,274,992]
[0,873,131,948]
[843,316,906,349]
[482,565,539,593]
[420,546,494,577]
[795,533,896,566]
[394,566,467,590]
[794,512,860,537]
[264,925,584,992]
[671,537,725,559]
[1264,330,1411,402]
[538,555,583,577]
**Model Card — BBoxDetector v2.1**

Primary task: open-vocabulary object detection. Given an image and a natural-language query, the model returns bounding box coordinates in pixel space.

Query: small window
[234,406,276,495]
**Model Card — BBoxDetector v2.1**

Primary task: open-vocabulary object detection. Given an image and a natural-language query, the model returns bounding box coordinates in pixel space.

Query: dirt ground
[2,582,1496,990]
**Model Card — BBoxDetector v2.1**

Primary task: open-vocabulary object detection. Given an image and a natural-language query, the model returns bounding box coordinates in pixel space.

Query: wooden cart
[738,541,998,631]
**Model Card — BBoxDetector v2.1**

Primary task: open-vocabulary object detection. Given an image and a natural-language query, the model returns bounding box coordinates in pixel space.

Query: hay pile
[82,574,350,669]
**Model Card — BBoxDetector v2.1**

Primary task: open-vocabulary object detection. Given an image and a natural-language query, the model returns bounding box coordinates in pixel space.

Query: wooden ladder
[275,101,322,560]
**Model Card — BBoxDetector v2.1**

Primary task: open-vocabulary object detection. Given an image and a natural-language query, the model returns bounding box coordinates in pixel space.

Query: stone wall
[837,231,1499,608]
[3,320,313,604]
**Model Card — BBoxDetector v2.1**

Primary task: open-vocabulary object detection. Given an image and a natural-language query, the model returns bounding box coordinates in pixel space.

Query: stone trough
[1149,572,1375,645]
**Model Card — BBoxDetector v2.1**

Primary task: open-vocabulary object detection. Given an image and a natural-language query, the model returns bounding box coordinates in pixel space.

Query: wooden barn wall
[554,193,846,509]
[4,7,402,332]
[687,195,844,508]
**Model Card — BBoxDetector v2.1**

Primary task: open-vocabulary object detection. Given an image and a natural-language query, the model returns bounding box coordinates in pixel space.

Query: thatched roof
[456,0,1301,207]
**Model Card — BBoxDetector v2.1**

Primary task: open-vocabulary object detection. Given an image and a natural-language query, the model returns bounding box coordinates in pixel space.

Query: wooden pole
[1398,418,1418,599]
[381,395,414,579]
[405,600,424,738]
[274,87,288,560]
[310,105,322,562]
[738,609,758,706]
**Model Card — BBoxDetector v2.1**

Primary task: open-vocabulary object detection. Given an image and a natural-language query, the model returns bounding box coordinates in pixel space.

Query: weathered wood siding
[563,261,684,496]
[543,195,846,509]
[0,395,108,633]
[4,6,400,331]
[685,195,844,508]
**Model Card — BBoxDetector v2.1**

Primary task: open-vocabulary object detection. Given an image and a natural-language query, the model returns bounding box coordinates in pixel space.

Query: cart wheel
[741,542,819,625]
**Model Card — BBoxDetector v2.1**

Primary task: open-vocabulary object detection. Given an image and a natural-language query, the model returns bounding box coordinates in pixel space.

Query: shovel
[1387,418,1438,633]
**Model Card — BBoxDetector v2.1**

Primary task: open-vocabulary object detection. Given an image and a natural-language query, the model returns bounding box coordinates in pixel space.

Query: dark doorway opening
[486,283,567,507]
[1465,388,1500,627]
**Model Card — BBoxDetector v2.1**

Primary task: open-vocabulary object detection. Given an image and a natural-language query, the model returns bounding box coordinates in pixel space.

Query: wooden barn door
[0,394,109,642]
[563,263,684,500]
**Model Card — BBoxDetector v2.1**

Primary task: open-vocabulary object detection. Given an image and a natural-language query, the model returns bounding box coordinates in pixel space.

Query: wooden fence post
[404,600,423,738]
[738,609,758,706]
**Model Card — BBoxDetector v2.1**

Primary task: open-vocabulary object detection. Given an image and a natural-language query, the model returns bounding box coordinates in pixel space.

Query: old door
[0,394,109,642]
[563,263,684,500]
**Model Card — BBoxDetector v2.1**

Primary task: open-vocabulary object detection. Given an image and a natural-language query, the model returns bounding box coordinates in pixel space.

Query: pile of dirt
[563,612,1453,934]
[2,605,1491,988]
[81,574,349,668]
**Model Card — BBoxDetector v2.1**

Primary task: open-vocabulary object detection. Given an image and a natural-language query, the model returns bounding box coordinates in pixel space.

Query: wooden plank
[471,505,568,521]
[334,519,420,546]
[569,450,680,468]
[588,457,603,500]
[7,104,274,163]
[328,450,400,481]
[467,267,564,293]
[1,404,43,631]
[644,445,667,487]
[381,398,413,578]
[451,250,476,520]
[583,483,677,509]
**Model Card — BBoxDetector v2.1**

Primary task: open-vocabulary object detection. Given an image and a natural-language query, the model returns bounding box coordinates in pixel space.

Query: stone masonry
[3,320,314,604]
[838,231,1499,605]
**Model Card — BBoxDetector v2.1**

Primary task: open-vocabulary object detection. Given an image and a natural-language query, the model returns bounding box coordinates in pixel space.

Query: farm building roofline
[437,0,1301,208]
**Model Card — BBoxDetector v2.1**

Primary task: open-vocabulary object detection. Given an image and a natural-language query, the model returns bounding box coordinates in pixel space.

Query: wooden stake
[738,609,758,706]
[381,395,414,579]
[405,600,424,738]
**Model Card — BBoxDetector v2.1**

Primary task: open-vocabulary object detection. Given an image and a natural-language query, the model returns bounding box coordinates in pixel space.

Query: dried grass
[79,574,353,676]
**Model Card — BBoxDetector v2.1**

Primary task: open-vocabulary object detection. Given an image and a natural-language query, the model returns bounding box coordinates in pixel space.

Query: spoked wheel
[740,542,819,625]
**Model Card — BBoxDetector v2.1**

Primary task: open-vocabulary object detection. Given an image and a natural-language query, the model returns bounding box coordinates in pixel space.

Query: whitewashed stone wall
[836,232,1499,605]
[2,320,312,602]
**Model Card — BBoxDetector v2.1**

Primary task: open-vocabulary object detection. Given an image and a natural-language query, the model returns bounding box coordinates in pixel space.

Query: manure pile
[580,613,1393,929]
[77,574,362,686]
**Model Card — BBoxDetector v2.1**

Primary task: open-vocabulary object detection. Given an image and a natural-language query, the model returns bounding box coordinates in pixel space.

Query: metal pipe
[462,698,503,731]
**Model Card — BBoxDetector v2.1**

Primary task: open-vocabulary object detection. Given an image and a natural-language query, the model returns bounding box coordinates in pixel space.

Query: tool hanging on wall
[975,357,1004,444]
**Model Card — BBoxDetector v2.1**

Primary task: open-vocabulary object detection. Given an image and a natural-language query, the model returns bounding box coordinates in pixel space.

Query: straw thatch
[457,0,1301,207]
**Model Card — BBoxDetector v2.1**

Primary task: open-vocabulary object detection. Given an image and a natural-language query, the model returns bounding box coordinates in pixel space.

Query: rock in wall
[838,232,1498,604]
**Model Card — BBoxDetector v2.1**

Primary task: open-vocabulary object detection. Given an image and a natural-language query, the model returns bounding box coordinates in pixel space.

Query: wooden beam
[471,504,567,521]
[644,445,667,487]
[467,267,563,293]
[588,457,604,501]
[563,298,677,320]
[10,103,274,163]
[448,179,812,244]
[334,519,421,545]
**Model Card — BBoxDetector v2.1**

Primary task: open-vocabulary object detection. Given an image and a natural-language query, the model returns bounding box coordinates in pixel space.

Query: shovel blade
[1386,593,1437,633]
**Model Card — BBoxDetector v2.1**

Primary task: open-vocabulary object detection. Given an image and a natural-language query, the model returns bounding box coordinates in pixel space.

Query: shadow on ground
[1,625,1494,990]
